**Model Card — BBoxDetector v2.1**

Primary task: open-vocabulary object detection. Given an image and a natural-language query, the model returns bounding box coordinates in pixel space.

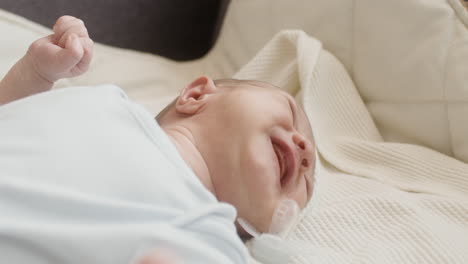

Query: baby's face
[203,81,316,234]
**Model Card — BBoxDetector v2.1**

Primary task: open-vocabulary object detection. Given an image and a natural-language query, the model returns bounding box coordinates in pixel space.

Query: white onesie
[0,85,248,264]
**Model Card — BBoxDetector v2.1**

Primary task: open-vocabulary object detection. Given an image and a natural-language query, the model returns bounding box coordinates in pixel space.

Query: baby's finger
[53,16,82,31]
[75,38,94,72]
[57,25,89,48]
[53,18,87,43]
[57,34,84,70]
[53,15,76,30]
[52,16,77,38]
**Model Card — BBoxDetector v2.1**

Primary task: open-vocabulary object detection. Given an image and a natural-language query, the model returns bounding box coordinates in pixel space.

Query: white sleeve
[174,205,249,264]
[0,179,249,264]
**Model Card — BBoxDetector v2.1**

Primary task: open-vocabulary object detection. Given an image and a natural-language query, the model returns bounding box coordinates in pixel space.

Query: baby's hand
[133,248,180,264]
[26,15,94,83]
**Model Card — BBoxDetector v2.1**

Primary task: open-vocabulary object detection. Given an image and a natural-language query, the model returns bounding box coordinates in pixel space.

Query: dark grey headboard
[0,0,230,61]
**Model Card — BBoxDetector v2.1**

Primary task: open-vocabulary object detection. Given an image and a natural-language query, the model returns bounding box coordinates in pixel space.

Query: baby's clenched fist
[26,15,94,83]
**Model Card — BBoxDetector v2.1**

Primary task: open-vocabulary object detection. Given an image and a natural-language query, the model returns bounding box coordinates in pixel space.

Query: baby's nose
[292,133,314,172]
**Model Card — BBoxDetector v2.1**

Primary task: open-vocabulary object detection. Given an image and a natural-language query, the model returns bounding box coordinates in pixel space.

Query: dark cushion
[0,0,230,61]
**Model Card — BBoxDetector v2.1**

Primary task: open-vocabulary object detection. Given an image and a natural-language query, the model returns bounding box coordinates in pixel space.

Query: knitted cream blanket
[235,30,468,264]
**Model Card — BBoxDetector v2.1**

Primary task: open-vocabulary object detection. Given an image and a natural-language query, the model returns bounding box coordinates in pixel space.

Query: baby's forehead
[239,81,314,141]
[216,79,309,118]
[217,79,293,98]
[215,79,276,91]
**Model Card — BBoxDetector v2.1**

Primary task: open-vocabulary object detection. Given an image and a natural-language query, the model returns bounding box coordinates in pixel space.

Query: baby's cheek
[246,144,276,187]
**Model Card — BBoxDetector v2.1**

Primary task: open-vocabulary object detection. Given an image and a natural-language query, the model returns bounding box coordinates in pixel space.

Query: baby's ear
[175,76,217,115]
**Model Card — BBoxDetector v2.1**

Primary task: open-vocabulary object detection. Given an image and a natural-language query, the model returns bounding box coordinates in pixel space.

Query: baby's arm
[0,16,93,105]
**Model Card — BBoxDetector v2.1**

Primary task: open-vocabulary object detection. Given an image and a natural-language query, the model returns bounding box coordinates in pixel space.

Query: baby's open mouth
[271,136,297,187]
[273,141,287,184]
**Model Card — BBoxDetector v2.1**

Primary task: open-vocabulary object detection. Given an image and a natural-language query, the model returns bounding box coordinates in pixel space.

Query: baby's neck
[161,124,216,195]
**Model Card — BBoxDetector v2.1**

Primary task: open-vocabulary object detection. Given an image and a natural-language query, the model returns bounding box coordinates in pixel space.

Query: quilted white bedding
[240,29,468,264]
[1,0,467,263]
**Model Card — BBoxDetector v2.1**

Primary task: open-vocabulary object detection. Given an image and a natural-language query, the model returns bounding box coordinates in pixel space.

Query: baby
[0,16,316,263]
